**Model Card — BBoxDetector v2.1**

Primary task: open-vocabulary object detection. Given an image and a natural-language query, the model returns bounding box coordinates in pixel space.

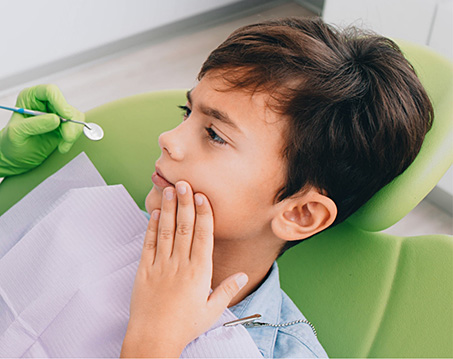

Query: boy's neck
[211,235,282,307]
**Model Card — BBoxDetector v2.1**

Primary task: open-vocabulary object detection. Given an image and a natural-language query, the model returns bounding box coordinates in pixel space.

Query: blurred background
[0,0,451,235]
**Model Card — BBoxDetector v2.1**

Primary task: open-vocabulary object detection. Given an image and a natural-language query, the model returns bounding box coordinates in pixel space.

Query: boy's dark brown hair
[198,17,433,253]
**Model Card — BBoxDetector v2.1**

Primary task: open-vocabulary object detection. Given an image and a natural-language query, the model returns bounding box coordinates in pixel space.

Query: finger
[190,193,214,263]
[58,119,84,153]
[155,187,177,261]
[140,210,160,265]
[34,84,74,119]
[172,181,196,259]
[14,85,85,152]
[15,87,47,112]
[59,106,85,150]
[208,273,248,314]
[33,85,86,150]
[35,86,85,153]
[9,113,60,140]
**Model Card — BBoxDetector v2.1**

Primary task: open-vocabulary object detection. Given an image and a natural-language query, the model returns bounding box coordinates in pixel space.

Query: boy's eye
[178,105,226,146]
[205,127,227,145]
[178,105,191,121]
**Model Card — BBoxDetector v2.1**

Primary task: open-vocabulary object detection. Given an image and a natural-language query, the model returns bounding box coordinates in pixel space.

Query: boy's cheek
[145,187,162,214]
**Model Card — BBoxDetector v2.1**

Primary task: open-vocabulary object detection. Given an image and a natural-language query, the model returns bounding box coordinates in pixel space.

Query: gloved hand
[0,84,85,177]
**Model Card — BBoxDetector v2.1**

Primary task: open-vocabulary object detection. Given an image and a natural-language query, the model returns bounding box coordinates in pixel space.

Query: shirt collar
[229,262,282,357]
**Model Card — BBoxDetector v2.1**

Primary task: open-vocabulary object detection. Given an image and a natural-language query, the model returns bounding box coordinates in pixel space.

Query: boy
[0,18,433,358]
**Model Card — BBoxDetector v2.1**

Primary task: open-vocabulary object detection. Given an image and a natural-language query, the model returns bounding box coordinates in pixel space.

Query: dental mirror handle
[0,105,90,129]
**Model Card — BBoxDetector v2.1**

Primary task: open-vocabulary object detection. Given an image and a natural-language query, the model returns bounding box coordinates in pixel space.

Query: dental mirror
[83,123,104,141]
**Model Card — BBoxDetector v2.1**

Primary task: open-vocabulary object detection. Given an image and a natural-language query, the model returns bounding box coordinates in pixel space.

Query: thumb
[11,114,60,138]
[208,273,248,312]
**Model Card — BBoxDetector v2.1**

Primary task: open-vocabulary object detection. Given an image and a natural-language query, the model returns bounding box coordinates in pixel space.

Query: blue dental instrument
[0,105,104,141]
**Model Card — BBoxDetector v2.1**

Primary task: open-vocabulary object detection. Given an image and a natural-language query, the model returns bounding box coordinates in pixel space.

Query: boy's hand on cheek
[121,181,248,358]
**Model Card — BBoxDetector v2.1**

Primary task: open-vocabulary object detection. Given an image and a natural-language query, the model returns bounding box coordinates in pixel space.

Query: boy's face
[145,72,288,243]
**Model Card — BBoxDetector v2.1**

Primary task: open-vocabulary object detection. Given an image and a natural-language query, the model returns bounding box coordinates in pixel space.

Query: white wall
[323,0,453,200]
[0,0,241,80]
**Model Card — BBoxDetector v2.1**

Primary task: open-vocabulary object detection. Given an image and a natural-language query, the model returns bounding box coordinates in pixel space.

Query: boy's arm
[121,182,248,358]
[0,84,84,177]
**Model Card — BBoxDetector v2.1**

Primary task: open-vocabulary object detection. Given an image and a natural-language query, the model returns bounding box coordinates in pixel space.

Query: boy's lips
[152,168,174,188]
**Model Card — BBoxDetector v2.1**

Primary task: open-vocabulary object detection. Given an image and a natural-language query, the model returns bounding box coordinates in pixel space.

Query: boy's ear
[271,189,337,242]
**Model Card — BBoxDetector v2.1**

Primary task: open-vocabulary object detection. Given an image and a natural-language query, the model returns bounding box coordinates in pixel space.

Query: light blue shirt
[230,262,328,358]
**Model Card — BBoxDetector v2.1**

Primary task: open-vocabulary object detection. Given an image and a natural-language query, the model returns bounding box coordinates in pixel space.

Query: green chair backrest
[0,41,452,358]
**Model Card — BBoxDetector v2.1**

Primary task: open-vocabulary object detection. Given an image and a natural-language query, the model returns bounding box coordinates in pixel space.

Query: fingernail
[152,210,160,220]
[194,194,203,206]
[235,274,248,290]
[176,183,186,195]
[165,188,174,200]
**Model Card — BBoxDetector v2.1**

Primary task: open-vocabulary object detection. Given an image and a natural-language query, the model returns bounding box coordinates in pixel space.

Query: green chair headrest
[347,40,453,231]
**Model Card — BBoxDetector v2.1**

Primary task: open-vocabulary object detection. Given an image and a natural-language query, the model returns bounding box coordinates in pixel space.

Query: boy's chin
[145,186,162,214]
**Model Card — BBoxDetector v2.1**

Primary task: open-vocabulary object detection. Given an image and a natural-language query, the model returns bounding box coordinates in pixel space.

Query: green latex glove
[0,84,84,177]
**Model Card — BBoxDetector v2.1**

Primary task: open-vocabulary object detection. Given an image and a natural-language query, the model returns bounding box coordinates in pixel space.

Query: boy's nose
[158,129,185,161]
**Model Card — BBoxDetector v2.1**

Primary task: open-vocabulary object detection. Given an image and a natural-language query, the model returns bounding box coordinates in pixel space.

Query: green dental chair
[0,41,452,358]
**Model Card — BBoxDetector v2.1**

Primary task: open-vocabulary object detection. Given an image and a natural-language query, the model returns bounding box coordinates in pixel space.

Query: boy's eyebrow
[186,90,242,133]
